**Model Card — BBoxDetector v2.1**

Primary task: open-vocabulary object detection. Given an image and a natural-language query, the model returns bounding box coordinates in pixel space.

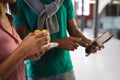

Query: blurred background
[70,0,120,80]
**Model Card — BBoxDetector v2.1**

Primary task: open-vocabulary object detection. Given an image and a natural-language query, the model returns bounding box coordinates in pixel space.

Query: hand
[91,44,104,53]
[86,38,104,54]
[19,32,50,58]
[56,37,82,51]
[92,36,105,53]
[77,39,92,47]
[25,44,50,60]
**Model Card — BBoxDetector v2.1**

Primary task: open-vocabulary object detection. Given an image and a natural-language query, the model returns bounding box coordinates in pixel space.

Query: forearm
[70,28,90,42]
[0,46,27,79]
[68,19,88,40]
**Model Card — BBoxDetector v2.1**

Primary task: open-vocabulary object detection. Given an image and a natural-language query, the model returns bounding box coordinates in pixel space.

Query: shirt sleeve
[64,0,76,20]
[13,0,28,27]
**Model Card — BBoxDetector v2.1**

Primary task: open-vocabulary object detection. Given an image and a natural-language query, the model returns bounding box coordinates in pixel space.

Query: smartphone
[85,31,113,57]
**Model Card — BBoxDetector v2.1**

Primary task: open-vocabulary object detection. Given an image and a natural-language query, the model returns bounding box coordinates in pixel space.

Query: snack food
[34,30,58,49]
[34,29,48,35]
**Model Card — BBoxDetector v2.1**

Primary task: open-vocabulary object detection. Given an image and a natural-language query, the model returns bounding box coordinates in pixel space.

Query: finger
[91,49,97,53]
[99,44,104,49]
[26,56,35,60]
[95,44,104,51]
[69,42,77,51]
[71,37,86,46]
[37,37,50,46]
[39,44,51,55]
[77,40,89,47]
[33,54,41,60]
[27,55,41,60]
[80,41,89,47]
[45,44,51,50]
[72,37,82,43]
[73,43,79,49]
[96,46,101,50]
[72,37,91,47]
[39,51,44,57]
[44,44,51,51]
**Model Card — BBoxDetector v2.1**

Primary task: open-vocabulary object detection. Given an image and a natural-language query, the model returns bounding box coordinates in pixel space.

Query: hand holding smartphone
[85,31,113,57]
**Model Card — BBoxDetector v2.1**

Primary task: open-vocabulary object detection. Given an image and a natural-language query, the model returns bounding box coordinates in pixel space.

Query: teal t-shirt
[13,0,75,78]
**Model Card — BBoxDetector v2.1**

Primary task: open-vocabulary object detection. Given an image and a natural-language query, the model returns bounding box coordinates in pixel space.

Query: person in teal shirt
[13,0,102,80]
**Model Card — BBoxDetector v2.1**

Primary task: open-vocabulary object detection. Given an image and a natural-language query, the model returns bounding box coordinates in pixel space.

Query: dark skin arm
[52,18,103,52]
[67,18,104,52]
[67,18,91,47]
[51,36,82,51]
[51,18,91,51]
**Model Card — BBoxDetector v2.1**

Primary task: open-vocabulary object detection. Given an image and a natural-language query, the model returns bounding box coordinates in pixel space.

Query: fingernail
[86,43,88,46]
[80,38,82,40]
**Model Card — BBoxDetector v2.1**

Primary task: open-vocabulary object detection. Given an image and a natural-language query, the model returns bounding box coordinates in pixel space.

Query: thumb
[72,37,82,43]
[72,37,88,47]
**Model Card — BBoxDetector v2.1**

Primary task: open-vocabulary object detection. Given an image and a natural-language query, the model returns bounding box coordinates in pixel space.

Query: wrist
[16,45,29,58]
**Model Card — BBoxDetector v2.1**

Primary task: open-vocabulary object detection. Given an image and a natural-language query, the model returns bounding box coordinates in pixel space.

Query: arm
[0,32,50,79]
[67,18,92,47]
[51,37,82,51]
[50,0,85,51]
[0,46,27,80]
[67,18,104,53]
[51,19,91,50]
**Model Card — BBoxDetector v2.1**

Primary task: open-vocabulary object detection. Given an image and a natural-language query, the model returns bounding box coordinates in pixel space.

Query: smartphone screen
[96,31,113,45]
